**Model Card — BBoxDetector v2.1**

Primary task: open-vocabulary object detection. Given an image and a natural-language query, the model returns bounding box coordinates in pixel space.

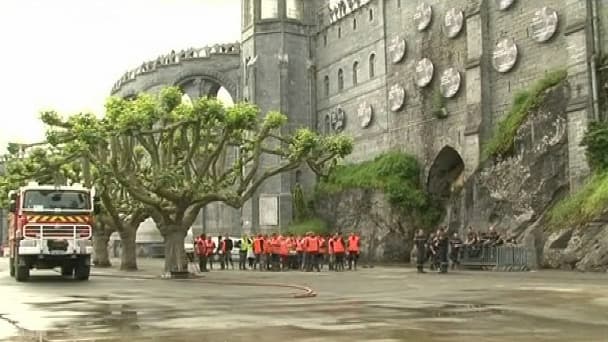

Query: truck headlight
[20,240,38,247]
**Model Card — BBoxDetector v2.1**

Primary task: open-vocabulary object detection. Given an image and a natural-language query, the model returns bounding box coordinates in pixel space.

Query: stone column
[462,0,488,178]
[564,0,591,191]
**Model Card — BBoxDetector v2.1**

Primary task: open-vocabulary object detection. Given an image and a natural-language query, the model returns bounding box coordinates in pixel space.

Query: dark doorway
[427,146,465,202]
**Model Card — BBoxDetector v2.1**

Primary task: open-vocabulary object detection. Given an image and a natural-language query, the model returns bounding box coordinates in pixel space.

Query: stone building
[110,0,607,237]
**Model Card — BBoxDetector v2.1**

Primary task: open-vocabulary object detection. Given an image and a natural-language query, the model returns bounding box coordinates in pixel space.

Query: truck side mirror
[9,193,17,202]
[8,201,16,213]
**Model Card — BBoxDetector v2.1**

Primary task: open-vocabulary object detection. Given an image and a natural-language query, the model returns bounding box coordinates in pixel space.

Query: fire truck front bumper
[18,239,93,255]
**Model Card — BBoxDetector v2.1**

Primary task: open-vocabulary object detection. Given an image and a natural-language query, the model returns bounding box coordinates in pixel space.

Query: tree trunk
[119,228,138,271]
[92,232,112,267]
[162,228,188,274]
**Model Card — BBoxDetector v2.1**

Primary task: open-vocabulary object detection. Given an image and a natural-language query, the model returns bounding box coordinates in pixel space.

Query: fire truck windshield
[22,190,91,211]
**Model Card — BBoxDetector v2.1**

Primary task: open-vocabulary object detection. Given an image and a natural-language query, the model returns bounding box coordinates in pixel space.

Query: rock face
[314,189,414,263]
[446,81,608,272]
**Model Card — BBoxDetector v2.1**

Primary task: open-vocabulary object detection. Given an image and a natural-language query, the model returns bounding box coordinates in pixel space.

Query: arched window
[338,69,344,91]
[369,8,374,21]
[323,75,330,97]
[369,53,376,78]
[397,0,401,8]
[261,0,278,19]
[352,61,359,85]
[295,170,302,184]
[323,33,328,47]
[338,26,342,38]
[325,114,331,134]
[353,17,357,30]
[286,0,304,20]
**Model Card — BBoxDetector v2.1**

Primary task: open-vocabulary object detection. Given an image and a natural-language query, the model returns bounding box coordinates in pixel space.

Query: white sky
[0,0,240,152]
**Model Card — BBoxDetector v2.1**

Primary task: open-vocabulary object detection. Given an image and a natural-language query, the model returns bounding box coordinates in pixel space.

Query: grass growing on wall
[547,171,608,230]
[483,69,568,160]
[285,218,328,236]
[316,151,441,228]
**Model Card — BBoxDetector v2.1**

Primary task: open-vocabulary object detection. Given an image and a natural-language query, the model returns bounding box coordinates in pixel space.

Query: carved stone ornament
[415,58,434,88]
[389,84,406,112]
[495,0,515,11]
[330,106,346,132]
[444,8,464,39]
[358,102,373,128]
[440,68,461,98]
[492,38,518,73]
[414,3,432,31]
[530,7,559,43]
[389,36,407,64]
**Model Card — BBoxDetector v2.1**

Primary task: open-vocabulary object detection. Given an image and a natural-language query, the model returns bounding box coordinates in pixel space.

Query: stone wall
[314,189,414,263]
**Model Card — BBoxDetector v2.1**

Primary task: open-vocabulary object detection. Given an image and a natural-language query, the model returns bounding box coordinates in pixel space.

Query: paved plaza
[0,258,607,341]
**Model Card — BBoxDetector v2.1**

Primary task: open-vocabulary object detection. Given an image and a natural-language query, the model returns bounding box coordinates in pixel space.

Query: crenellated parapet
[111,42,241,94]
[319,0,372,29]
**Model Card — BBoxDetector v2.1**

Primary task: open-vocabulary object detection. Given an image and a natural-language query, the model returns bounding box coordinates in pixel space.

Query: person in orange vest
[287,234,297,270]
[205,236,216,270]
[318,234,327,270]
[279,235,289,271]
[263,234,272,271]
[253,234,264,270]
[327,234,335,271]
[195,234,208,272]
[305,232,320,272]
[333,232,346,272]
[295,235,304,270]
[348,231,361,271]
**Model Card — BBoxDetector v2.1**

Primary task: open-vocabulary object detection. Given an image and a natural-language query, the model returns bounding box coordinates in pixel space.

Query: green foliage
[483,69,567,160]
[316,151,441,228]
[292,183,308,221]
[285,218,329,236]
[580,121,608,172]
[547,171,608,230]
[431,89,447,119]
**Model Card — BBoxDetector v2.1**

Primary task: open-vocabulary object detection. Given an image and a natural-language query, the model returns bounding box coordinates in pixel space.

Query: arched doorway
[427,146,465,202]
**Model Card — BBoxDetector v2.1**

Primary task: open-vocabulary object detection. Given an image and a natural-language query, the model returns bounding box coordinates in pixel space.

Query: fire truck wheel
[9,258,15,277]
[74,264,90,281]
[15,265,30,282]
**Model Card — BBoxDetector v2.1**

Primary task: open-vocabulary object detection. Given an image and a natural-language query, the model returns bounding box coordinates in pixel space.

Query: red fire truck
[7,182,99,282]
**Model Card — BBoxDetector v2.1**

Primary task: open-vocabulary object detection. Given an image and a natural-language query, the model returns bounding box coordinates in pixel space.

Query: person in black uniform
[449,232,463,270]
[414,229,427,273]
[437,229,450,273]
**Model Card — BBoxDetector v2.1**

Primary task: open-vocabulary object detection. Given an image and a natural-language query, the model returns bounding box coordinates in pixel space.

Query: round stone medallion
[414,3,432,31]
[444,8,464,39]
[389,84,406,112]
[530,7,559,43]
[389,36,407,64]
[440,68,461,98]
[495,0,515,11]
[358,102,373,128]
[330,106,346,132]
[415,58,434,88]
[492,38,518,73]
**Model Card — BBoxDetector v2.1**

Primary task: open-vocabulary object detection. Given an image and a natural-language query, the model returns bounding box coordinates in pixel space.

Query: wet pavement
[0,258,607,341]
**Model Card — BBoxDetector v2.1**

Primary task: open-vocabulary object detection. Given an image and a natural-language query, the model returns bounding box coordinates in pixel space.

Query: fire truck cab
[7,182,100,282]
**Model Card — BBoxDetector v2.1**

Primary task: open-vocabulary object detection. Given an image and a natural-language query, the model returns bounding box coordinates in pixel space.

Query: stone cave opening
[427,146,465,203]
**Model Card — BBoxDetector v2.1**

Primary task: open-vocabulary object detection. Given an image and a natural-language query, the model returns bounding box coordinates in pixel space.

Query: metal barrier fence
[459,245,528,271]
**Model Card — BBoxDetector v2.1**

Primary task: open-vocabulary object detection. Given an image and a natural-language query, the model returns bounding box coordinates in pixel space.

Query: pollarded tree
[41,112,152,271]
[43,87,353,274]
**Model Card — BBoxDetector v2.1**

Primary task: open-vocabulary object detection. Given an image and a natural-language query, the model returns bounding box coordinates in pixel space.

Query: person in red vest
[295,235,304,270]
[195,234,208,272]
[348,231,361,271]
[253,234,264,270]
[333,232,346,272]
[305,232,320,272]
[263,235,272,271]
[205,236,216,270]
[327,234,335,271]
[318,235,327,270]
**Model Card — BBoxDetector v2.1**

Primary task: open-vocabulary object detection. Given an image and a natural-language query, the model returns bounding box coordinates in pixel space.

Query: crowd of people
[193,232,362,273]
[414,225,516,274]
